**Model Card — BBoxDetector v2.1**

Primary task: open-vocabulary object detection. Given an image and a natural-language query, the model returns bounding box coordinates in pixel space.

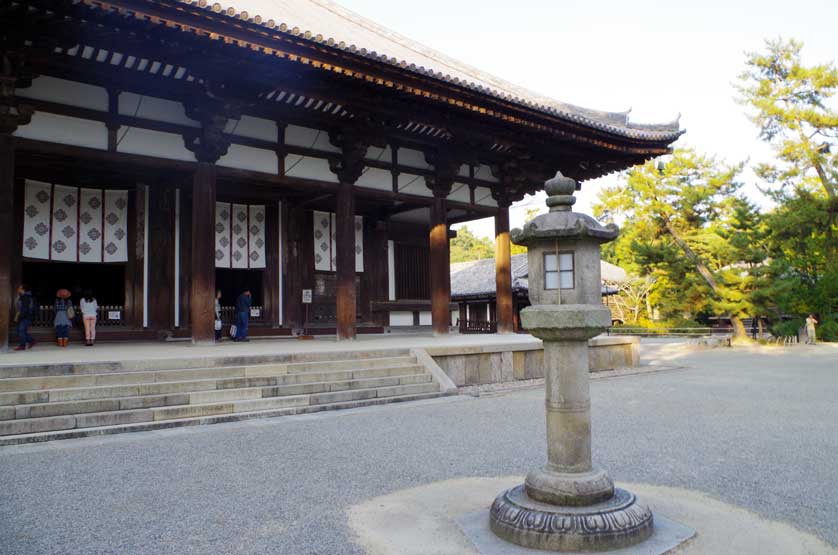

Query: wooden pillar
[0,52,32,351]
[147,186,175,332]
[335,180,356,340]
[263,200,281,328]
[495,201,514,334]
[0,135,14,351]
[429,191,450,336]
[328,129,369,341]
[189,162,217,344]
[425,150,458,337]
[182,94,234,343]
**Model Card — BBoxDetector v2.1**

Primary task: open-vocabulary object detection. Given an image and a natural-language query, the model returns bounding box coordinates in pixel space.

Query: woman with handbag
[54,289,73,347]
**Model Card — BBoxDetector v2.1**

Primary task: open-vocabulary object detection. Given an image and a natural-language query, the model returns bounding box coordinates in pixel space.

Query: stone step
[0,390,453,447]
[2,374,434,419]
[0,350,414,378]
[0,365,426,404]
[0,359,421,394]
[0,381,441,437]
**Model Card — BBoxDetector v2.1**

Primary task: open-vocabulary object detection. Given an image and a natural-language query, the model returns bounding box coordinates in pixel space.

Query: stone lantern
[489,172,653,551]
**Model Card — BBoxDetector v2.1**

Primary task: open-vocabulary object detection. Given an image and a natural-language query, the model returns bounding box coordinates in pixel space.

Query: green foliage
[819,319,838,342]
[450,226,495,263]
[771,318,803,337]
[594,148,752,329]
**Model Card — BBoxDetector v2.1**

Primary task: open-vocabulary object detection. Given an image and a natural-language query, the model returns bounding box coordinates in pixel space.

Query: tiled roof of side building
[177,0,684,141]
[451,253,627,298]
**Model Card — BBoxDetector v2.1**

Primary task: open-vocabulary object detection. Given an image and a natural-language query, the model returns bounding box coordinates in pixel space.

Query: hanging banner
[311,210,363,272]
[78,188,104,263]
[22,180,52,260]
[215,202,231,268]
[50,185,78,262]
[22,180,127,263]
[214,202,266,269]
[102,189,128,263]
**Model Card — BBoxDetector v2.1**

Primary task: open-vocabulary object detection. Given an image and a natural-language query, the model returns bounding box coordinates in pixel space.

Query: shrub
[818,319,838,342]
[772,319,803,338]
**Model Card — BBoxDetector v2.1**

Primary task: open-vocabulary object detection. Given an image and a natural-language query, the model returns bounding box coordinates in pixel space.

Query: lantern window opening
[544,250,574,290]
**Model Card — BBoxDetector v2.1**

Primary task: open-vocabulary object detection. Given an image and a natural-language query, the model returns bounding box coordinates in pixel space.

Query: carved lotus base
[490,485,653,552]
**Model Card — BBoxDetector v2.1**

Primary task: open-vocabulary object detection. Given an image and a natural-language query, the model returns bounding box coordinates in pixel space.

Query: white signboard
[250,307,261,318]
[302,289,313,304]
[107,310,121,320]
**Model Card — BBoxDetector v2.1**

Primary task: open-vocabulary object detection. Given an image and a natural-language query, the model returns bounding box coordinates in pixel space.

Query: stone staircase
[0,349,455,445]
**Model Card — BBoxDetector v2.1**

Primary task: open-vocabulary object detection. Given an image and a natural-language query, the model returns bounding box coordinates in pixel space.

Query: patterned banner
[249,205,266,269]
[22,180,127,263]
[102,190,128,263]
[78,188,103,263]
[22,180,51,260]
[215,202,231,268]
[51,185,78,262]
[231,204,249,269]
[215,202,266,269]
[311,210,363,272]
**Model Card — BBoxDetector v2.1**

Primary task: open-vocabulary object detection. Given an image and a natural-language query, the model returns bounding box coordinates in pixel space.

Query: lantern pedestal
[490,173,654,552]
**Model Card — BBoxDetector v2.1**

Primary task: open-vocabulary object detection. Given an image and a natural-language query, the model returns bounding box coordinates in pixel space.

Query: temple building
[0,0,683,348]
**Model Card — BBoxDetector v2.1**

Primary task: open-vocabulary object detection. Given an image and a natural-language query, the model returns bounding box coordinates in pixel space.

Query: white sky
[338,0,838,238]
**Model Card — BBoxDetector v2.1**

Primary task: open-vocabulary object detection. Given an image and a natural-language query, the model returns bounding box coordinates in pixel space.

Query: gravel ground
[1,344,836,555]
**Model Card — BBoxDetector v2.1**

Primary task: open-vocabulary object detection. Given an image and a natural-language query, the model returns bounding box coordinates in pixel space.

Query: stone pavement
[0,343,836,554]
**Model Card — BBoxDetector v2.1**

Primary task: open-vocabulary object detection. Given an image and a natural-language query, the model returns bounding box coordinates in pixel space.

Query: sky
[337,0,838,238]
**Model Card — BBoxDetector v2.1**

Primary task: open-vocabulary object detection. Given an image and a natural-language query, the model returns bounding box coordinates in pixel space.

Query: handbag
[214,319,222,331]
[229,324,237,338]
[66,304,76,320]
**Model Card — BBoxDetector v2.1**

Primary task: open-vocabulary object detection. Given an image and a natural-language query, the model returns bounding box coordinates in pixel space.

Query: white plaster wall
[457,164,470,178]
[117,128,195,162]
[356,168,392,191]
[398,148,430,170]
[14,112,107,150]
[419,311,432,326]
[474,186,499,207]
[217,144,278,174]
[397,175,433,197]
[16,76,108,112]
[226,116,278,142]
[284,155,339,182]
[285,125,340,153]
[387,240,396,301]
[448,183,471,203]
[119,92,199,128]
[450,309,459,326]
[389,311,414,327]
[366,145,392,162]
[474,164,500,183]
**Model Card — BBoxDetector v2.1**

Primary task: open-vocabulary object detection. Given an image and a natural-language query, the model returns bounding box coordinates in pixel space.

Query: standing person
[80,290,98,346]
[214,290,223,342]
[14,284,35,351]
[805,314,818,345]
[54,289,72,347]
[234,289,252,342]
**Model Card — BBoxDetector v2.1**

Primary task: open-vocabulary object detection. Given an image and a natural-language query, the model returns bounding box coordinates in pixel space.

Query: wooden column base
[0,136,14,351]
[495,204,514,334]
[335,181,356,340]
[429,194,450,336]
[189,162,217,345]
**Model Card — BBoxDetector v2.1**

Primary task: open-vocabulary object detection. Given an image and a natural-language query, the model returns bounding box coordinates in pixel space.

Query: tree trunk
[664,221,747,339]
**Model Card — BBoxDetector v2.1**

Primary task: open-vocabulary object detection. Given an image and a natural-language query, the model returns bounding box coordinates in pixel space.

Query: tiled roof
[176,0,683,141]
[450,253,627,298]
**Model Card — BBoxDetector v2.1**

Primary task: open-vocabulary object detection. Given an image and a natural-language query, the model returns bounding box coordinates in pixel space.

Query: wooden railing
[220,305,265,324]
[458,319,497,334]
[30,305,125,327]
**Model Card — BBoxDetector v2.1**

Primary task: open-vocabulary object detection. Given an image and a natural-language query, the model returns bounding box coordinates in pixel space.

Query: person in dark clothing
[14,285,36,351]
[234,290,252,342]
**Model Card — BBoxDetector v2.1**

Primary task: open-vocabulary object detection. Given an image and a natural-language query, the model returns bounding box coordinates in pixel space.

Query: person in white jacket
[80,290,99,346]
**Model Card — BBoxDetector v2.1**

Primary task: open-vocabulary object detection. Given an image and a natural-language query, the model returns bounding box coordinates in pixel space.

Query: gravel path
[1,345,836,554]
